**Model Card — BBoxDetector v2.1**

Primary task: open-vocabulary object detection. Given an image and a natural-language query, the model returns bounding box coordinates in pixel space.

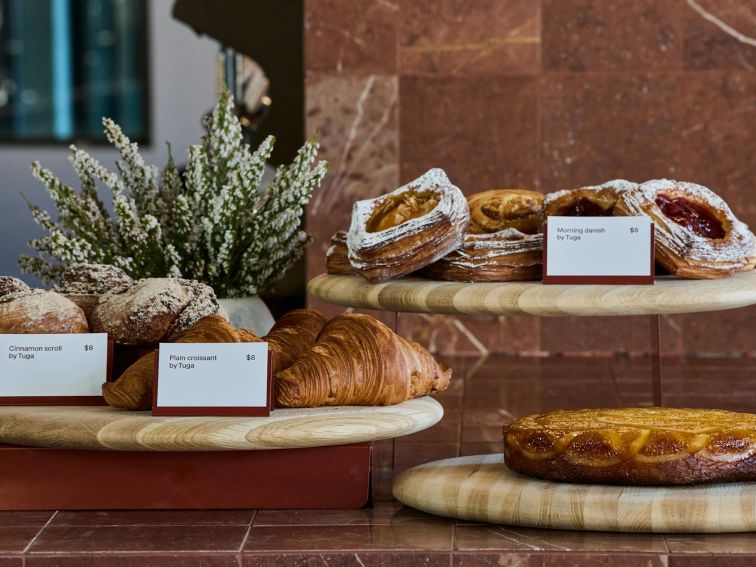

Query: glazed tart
[503,407,756,485]
[615,179,756,279]
[325,231,354,275]
[347,168,470,283]
[543,179,637,217]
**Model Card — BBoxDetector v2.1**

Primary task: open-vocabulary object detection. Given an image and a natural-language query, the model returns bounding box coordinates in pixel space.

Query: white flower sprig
[20,87,327,297]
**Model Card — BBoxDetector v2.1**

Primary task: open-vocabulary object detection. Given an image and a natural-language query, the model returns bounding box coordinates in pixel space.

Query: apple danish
[543,179,637,217]
[325,231,355,275]
[503,407,756,485]
[422,189,544,282]
[276,313,451,407]
[614,179,756,279]
[347,168,470,283]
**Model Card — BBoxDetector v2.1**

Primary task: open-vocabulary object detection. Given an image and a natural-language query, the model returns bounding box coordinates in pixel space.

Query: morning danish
[423,189,544,282]
[276,313,451,407]
[0,276,88,334]
[614,179,756,279]
[347,168,470,283]
[503,407,756,485]
[467,189,544,235]
[543,179,637,217]
[325,231,354,275]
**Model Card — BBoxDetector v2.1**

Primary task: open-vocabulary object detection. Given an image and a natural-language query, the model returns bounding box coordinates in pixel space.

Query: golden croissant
[102,314,262,410]
[276,313,451,407]
[264,308,327,375]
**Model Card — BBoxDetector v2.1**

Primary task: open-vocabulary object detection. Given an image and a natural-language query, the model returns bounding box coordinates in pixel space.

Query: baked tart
[503,407,756,485]
[347,169,470,283]
[615,179,756,279]
[422,189,544,282]
[325,231,354,275]
[543,179,637,217]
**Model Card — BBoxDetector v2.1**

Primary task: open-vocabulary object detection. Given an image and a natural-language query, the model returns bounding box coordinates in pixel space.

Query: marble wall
[304,0,756,356]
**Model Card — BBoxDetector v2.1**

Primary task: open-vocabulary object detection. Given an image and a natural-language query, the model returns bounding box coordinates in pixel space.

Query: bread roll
[56,263,133,323]
[91,278,224,345]
[0,276,88,334]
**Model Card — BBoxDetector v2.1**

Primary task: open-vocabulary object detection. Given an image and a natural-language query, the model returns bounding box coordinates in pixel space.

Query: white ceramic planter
[218,296,275,336]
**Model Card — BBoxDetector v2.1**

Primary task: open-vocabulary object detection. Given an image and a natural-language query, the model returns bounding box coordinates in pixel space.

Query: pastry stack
[327,170,756,281]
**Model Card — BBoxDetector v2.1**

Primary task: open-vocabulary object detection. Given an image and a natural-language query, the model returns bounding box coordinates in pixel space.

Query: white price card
[0,333,108,403]
[543,216,654,284]
[153,342,271,416]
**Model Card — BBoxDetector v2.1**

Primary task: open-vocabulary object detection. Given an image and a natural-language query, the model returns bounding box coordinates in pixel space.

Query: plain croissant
[264,308,327,375]
[276,313,451,407]
[102,314,262,410]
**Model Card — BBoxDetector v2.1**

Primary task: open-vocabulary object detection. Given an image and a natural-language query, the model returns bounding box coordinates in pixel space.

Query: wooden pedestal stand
[0,399,443,510]
[308,272,756,531]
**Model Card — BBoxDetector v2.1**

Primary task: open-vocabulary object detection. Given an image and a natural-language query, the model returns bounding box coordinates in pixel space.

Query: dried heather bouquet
[20,88,327,297]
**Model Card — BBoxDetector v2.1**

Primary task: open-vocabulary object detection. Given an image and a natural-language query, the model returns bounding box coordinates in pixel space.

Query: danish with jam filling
[615,179,756,279]
[347,168,470,283]
[543,179,638,217]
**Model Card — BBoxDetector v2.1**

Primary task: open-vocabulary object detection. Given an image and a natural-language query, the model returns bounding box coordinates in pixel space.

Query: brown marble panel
[244,554,451,567]
[27,557,238,567]
[670,558,756,567]
[682,0,756,70]
[244,523,453,552]
[540,317,651,356]
[305,0,398,74]
[666,532,756,554]
[543,0,682,71]
[399,0,540,76]
[400,75,539,192]
[455,554,668,567]
[540,72,681,193]
[455,525,667,553]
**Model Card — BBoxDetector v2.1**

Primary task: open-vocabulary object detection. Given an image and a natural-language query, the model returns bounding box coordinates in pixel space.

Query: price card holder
[152,342,272,417]
[543,216,655,284]
[0,333,108,405]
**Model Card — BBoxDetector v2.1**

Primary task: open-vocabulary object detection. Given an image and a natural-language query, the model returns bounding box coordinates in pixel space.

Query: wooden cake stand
[393,454,756,533]
[0,398,442,510]
[309,272,756,532]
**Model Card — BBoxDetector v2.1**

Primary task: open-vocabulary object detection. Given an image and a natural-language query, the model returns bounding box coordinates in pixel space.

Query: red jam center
[556,197,612,216]
[654,194,725,239]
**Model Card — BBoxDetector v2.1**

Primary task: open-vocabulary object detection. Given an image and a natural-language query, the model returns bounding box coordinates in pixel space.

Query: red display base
[0,443,371,510]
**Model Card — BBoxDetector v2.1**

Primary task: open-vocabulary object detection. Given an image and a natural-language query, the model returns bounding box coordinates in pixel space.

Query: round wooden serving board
[0,397,442,451]
[308,271,756,317]
[392,454,756,533]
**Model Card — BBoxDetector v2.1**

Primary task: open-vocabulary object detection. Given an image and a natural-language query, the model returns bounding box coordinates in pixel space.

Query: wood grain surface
[0,397,443,451]
[308,271,756,316]
[392,454,756,533]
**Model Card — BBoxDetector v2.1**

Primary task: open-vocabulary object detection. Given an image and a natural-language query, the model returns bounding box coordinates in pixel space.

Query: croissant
[276,313,451,407]
[102,315,262,410]
[264,309,327,375]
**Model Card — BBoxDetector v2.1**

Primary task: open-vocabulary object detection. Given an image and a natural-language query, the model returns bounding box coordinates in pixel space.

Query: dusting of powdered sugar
[543,179,638,209]
[92,278,222,343]
[0,276,32,301]
[325,231,347,259]
[438,229,543,269]
[346,168,470,269]
[56,263,133,295]
[619,179,755,264]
